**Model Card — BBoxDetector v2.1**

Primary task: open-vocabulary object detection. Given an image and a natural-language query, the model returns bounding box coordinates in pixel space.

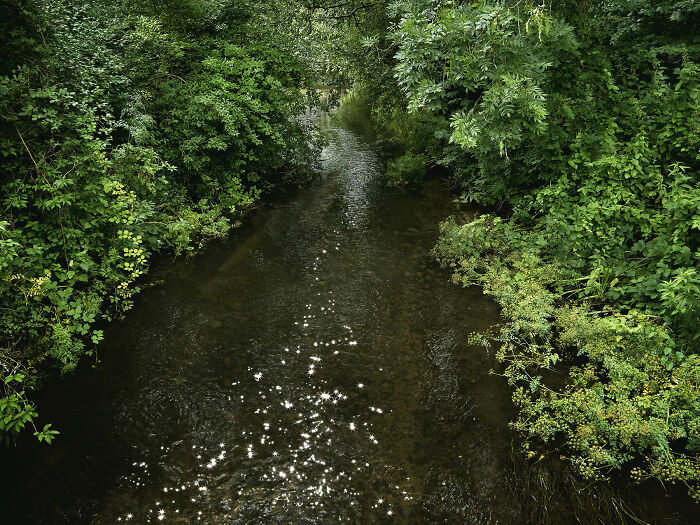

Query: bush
[386,152,429,187]
[435,207,700,500]
[0,0,317,443]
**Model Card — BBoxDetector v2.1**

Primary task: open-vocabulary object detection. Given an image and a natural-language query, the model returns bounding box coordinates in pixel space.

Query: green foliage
[0,373,38,445]
[378,0,700,501]
[392,0,578,203]
[434,213,700,499]
[430,53,700,493]
[0,0,318,443]
[386,152,428,187]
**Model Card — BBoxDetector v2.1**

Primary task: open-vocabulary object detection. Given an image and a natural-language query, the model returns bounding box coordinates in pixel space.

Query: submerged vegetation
[1,0,699,509]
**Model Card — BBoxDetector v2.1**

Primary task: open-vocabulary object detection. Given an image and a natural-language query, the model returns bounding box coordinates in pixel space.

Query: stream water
[1,112,696,524]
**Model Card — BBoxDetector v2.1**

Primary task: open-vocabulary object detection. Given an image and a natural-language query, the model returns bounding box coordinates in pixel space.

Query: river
[1,111,695,524]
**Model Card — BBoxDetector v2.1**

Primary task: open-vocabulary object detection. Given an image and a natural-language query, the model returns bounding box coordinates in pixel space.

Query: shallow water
[1,112,696,524]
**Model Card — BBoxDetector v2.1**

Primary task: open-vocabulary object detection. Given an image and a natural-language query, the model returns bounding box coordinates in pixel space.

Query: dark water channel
[2,113,696,524]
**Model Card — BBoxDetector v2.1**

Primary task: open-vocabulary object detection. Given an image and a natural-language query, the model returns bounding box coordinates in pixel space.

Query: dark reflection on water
[1,113,696,524]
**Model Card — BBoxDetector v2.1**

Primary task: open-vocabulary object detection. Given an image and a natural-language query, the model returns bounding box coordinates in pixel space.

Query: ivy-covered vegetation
[322,0,700,502]
[0,0,325,443]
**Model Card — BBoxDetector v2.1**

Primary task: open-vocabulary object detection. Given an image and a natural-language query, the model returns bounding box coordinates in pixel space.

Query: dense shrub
[383,0,700,499]
[386,152,428,187]
[434,214,700,498]
[0,0,317,443]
